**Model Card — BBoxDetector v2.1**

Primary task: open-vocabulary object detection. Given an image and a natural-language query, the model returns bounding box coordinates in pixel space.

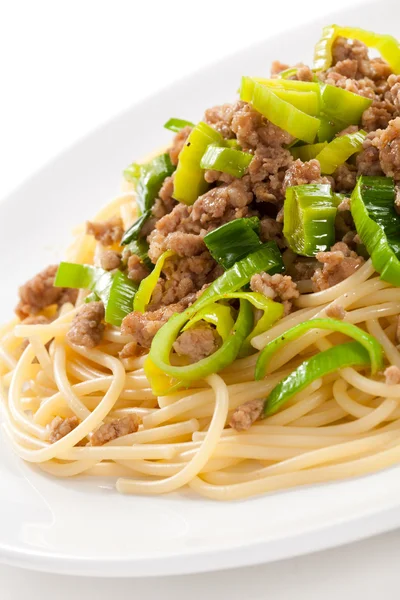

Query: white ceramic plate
[1,0,400,578]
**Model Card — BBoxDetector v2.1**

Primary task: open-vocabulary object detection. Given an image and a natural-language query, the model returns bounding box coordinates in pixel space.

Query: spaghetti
[2,25,400,500]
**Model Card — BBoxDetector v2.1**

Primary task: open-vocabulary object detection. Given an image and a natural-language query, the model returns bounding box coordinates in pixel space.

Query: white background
[2,0,400,597]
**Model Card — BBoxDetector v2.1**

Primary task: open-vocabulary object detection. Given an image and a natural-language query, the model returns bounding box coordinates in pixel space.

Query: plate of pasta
[3,0,400,578]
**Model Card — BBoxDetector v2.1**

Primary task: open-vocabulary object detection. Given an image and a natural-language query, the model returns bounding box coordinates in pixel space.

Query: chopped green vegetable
[182,303,235,342]
[200,145,253,178]
[320,84,372,126]
[145,243,284,391]
[124,237,153,271]
[135,154,175,216]
[54,262,137,326]
[240,77,321,144]
[121,212,151,246]
[276,67,298,79]
[123,163,141,183]
[121,153,175,245]
[271,89,320,116]
[263,341,371,416]
[253,77,320,93]
[255,318,384,380]
[105,271,138,326]
[314,24,400,74]
[146,298,253,384]
[173,121,224,205]
[351,175,400,285]
[317,114,348,143]
[283,184,338,256]
[203,217,262,269]
[291,142,328,161]
[316,129,366,174]
[164,118,195,133]
[133,250,175,313]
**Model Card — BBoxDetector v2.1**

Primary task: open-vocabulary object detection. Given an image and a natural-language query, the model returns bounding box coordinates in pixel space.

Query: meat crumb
[100,250,122,271]
[229,399,264,431]
[119,341,138,359]
[173,326,220,363]
[312,243,364,291]
[49,416,79,443]
[90,414,142,446]
[127,254,150,282]
[86,217,124,246]
[370,117,400,180]
[250,273,299,315]
[67,301,105,348]
[325,304,346,320]
[282,159,330,193]
[384,365,400,385]
[16,264,69,319]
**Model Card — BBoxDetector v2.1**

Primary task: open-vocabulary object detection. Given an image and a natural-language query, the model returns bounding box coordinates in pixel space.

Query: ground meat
[229,399,264,432]
[248,144,293,203]
[333,164,357,192]
[58,288,79,308]
[150,253,214,308]
[148,179,253,263]
[282,159,330,194]
[230,102,293,150]
[384,365,400,385]
[332,37,369,65]
[294,64,314,82]
[173,326,220,363]
[204,103,236,139]
[152,175,177,219]
[356,133,384,176]
[362,101,394,132]
[166,231,206,257]
[169,126,192,165]
[121,295,195,348]
[204,170,234,184]
[16,265,69,319]
[312,242,364,291]
[395,186,400,215]
[67,301,105,348]
[86,217,124,246]
[119,341,138,359]
[250,272,299,315]
[288,257,318,281]
[325,304,346,320]
[259,217,284,248]
[22,315,50,325]
[100,250,122,271]
[337,125,359,137]
[270,61,290,76]
[127,254,150,283]
[90,414,141,446]
[370,117,400,179]
[49,416,79,443]
[337,196,351,212]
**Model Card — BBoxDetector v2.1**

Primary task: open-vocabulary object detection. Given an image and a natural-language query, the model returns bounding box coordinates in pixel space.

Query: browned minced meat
[282,159,330,194]
[260,217,284,248]
[86,217,124,246]
[325,304,346,320]
[58,287,79,308]
[67,301,105,348]
[250,273,299,315]
[119,341,138,359]
[90,414,142,446]
[356,132,384,176]
[22,315,50,326]
[151,175,177,219]
[370,117,400,180]
[49,416,79,443]
[294,64,314,82]
[312,242,364,292]
[384,366,400,385]
[248,144,293,204]
[270,60,290,76]
[127,254,150,283]
[148,254,216,309]
[16,265,72,319]
[333,164,357,192]
[173,326,220,363]
[337,196,351,212]
[229,399,264,432]
[100,250,122,271]
[121,295,196,348]
[169,126,192,165]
